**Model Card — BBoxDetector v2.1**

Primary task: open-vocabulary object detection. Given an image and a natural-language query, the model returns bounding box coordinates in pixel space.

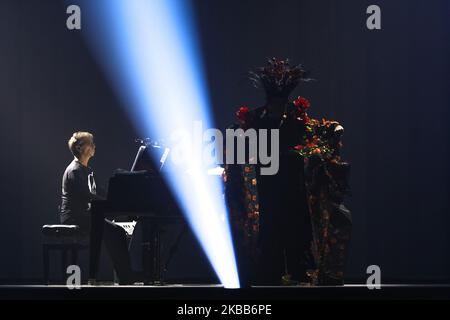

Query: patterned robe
[224,101,352,285]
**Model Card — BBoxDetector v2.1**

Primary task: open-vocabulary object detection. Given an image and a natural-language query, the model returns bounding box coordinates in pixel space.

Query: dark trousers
[62,215,132,282]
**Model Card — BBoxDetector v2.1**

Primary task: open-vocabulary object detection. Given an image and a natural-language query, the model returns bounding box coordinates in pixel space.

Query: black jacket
[60,159,104,223]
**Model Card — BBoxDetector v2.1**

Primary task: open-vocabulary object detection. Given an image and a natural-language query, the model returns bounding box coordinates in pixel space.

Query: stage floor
[1,284,449,300]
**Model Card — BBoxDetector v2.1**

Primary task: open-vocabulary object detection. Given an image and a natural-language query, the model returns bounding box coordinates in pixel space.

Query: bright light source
[80,0,239,288]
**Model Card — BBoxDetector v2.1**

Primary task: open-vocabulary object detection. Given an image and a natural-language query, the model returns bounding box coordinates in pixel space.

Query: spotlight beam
[80,0,239,288]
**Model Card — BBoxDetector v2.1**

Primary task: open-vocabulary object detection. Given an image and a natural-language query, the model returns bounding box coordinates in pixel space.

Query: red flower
[294,145,304,151]
[293,97,311,124]
[293,96,311,110]
[302,115,310,124]
[236,106,250,122]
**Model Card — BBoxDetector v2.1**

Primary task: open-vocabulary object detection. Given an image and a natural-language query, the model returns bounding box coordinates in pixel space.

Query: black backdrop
[0,0,449,283]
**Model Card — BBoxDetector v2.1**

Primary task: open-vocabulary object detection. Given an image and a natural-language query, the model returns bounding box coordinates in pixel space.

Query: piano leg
[153,224,162,284]
[89,208,105,283]
[142,220,163,284]
[141,220,154,284]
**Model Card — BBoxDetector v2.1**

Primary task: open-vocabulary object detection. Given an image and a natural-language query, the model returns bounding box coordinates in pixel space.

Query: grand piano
[88,142,184,284]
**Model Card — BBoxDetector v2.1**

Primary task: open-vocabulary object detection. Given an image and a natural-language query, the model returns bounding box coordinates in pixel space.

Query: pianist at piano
[60,131,135,283]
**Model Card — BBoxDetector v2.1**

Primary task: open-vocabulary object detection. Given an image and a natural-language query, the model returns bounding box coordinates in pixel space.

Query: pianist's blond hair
[68,131,94,158]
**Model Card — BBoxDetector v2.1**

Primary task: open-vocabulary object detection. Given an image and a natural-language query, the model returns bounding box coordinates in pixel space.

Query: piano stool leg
[61,248,68,283]
[43,244,50,285]
[71,247,78,266]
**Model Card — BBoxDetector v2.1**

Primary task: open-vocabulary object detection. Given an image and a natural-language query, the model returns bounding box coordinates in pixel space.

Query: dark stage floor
[1,284,449,300]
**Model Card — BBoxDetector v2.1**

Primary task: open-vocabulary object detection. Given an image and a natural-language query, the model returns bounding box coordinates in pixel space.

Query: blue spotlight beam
[80,0,239,288]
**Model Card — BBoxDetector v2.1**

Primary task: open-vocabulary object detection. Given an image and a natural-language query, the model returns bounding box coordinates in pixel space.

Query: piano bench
[42,224,80,236]
[42,224,88,285]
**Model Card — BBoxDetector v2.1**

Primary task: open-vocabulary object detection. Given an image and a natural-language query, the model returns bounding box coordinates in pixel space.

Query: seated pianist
[60,131,136,284]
